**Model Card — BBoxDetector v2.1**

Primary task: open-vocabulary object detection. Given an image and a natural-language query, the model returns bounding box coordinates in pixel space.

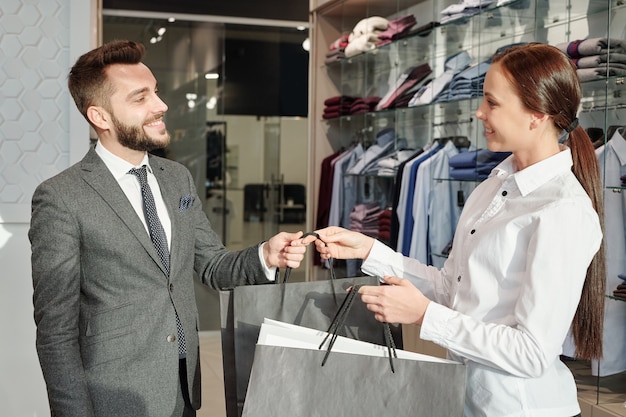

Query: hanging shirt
[399,142,443,255]
[390,148,425,248]
[409,51,472,106]
[362,148,602,417]
[592,127,626,377]
[328,144,363,228]
[347,128,396,174]
[407,140,475,266]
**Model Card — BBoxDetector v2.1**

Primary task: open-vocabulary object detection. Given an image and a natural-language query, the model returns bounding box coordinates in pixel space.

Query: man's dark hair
[68,40,145,119]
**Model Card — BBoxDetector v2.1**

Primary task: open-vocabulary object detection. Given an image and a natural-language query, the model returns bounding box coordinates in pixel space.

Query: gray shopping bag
[219,272,402,417]
[242,320,466,417]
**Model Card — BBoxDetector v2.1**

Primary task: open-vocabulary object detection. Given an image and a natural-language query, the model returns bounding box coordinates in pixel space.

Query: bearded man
[29,40,307,417]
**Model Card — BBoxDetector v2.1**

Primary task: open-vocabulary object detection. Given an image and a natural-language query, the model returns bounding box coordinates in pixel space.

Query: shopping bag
[242,318,466,417]
[219,257,402,417]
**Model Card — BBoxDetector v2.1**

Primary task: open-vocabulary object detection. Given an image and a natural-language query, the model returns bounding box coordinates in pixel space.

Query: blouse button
[457,276,462,282]
[502,190,508,196]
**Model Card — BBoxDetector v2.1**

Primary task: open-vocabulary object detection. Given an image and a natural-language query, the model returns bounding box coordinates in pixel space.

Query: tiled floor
[198,331,228,417]
[565,359,626,417]
[195,220,307,417]
[199,333,626,417]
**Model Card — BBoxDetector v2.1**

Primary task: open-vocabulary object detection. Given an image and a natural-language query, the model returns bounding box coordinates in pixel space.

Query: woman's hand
[296,226,375,260]
[358,276,431,325]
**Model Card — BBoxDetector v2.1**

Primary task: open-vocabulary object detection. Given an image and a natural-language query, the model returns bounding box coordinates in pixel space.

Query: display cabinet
[308,0,626,414]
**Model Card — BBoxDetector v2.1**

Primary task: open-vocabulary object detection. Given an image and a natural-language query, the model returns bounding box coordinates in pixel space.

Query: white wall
[0,1,95,415]
[0,5,308,413]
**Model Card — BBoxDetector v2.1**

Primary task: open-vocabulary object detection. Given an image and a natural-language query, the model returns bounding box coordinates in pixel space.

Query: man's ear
[86,106,111,131]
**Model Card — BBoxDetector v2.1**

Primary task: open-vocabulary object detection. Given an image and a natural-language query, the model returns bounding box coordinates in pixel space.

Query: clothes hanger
[451,135,471,148]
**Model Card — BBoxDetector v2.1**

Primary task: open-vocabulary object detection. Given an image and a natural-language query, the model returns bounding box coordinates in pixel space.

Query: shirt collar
[445,50,472,72]
[607,127,626,166]
[94,139,151,180]
[492,147,574,197]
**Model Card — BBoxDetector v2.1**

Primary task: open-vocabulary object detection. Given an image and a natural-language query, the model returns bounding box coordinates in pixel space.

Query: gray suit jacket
[29,146,270,417]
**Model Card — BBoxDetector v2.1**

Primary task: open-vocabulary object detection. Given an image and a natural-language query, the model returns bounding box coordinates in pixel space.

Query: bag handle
[274,232,336,284]
[318,284,398,372]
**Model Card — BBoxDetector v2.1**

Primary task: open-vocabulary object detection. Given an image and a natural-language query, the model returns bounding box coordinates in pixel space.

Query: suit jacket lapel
[81,147,168,276]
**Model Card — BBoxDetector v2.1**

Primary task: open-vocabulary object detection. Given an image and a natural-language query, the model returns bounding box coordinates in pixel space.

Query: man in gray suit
[29,40,308,417]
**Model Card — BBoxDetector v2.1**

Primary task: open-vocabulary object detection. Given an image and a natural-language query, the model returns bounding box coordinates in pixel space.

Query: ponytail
[492,43,606,359]
[567,126,606,360]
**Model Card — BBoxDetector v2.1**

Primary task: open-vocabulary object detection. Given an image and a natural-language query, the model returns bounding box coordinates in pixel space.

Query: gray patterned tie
[129,165,187,357]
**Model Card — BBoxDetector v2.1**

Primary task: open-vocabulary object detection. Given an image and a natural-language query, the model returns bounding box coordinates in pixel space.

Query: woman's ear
[529,112,550,130]
[86,106,110,131]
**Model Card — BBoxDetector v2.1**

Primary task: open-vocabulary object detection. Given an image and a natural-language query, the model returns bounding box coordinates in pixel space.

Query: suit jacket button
[169,283,174,292]
[167,334,177,343]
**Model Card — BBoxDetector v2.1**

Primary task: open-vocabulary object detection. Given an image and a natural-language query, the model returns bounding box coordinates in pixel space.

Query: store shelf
[309,0,626,411]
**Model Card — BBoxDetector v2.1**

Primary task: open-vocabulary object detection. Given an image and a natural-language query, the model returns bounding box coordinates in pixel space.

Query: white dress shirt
[95,141,172,249]
[362,148,602,416]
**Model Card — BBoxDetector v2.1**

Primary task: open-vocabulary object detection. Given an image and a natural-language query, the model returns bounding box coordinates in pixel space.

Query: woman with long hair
[301,43,605,417]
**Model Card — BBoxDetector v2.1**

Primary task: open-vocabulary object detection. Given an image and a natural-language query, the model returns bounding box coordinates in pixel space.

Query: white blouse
[362,148,602,417]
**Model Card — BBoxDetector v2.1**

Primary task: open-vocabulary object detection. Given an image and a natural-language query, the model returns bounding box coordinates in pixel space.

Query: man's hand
[264,231,307,269]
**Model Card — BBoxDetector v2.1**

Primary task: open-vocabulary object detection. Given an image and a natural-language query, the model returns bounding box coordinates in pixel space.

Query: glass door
[263,117,282,239]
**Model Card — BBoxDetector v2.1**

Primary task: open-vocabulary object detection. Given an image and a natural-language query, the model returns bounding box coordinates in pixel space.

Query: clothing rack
[432,117,473,127]
[579,103,626,112]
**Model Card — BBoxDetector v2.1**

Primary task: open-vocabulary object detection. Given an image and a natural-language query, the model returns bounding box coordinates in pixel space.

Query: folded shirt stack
[345,16,389,58]
[349,96,381,114]
[439,0,495,24]
[435,60,489,102]
[322,95,355,119]
[378,209,392,242]
[376,14,417,47]
[377,63,432,110]
[448,148,511,180]
[554,37,626,82]
[322,95,382,119]
[325,35,349,65]
[409,51,472,106]
[349,203,383,236]
[374,149,420,176]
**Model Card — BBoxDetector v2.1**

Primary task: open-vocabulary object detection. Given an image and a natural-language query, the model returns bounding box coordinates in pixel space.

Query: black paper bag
[242,320,466,417]
[219,274,402,417]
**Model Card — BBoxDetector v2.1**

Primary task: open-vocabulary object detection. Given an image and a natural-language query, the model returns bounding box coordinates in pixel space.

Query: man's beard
[112,113,170,152]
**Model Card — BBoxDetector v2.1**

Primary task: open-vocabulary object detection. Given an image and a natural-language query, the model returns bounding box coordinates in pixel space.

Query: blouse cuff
[419,301,455,348]
[361,240,400,278]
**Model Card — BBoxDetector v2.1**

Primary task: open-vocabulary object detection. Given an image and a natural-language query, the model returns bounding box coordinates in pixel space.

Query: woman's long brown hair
[493,43,606,360]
